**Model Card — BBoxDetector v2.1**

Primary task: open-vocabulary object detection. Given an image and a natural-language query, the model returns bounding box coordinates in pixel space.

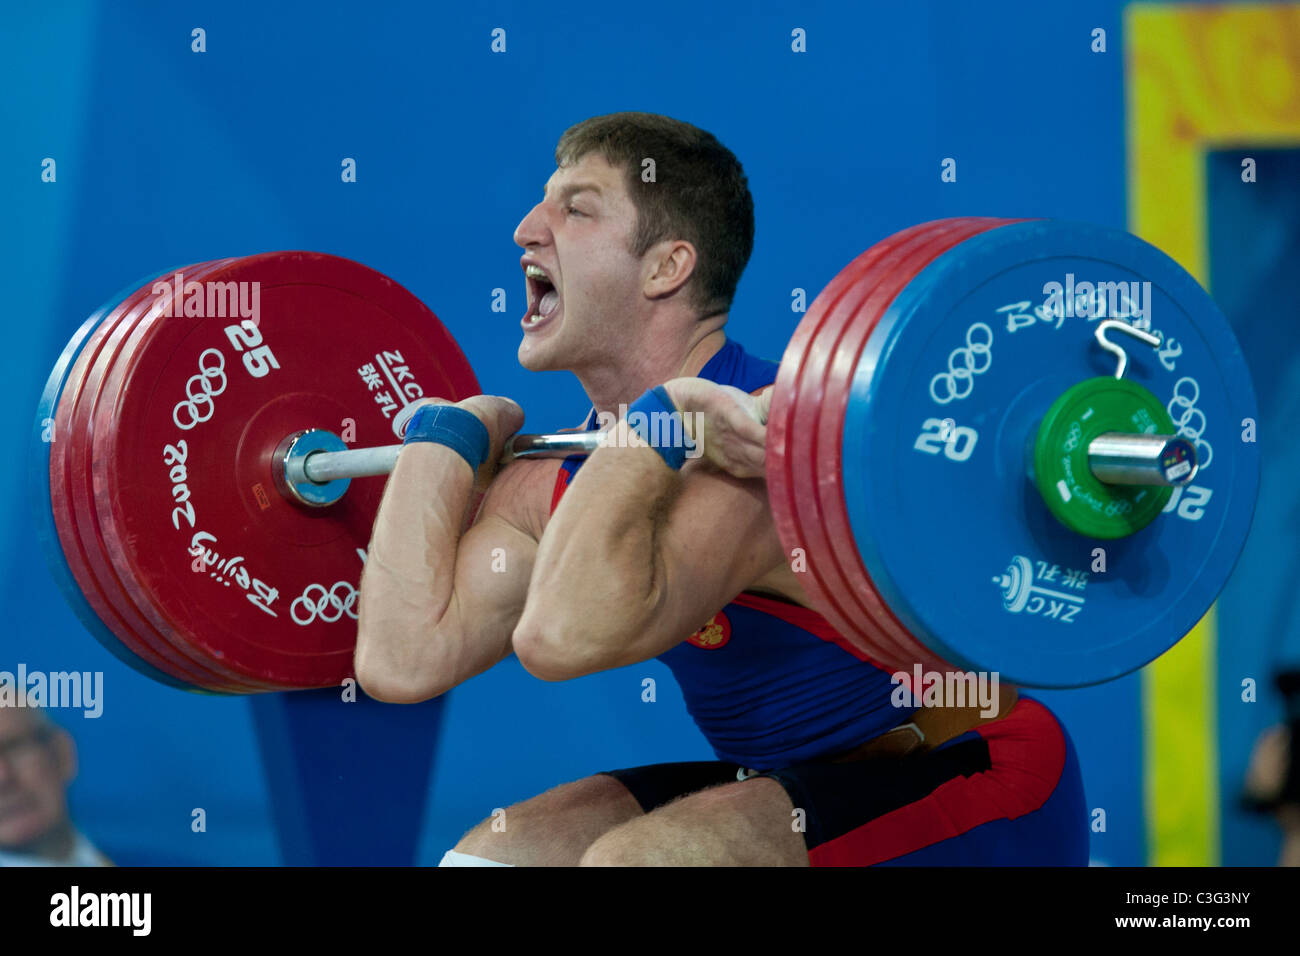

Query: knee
[453,814,508,859]
[453,774,642,866]
[577,831,631,867]
[578,824,661,867]
[439,847,511,866]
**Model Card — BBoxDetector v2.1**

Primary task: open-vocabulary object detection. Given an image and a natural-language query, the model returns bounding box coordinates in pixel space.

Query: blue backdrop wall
[2,0,1293,866]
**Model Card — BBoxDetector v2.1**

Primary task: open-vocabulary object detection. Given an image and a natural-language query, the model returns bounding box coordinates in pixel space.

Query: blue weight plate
[30,271,199,692]
[842,220,1260,688]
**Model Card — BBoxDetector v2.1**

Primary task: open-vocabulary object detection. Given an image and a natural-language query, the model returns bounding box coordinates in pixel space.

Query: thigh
[454,760,740,866]
[581,698,1088,867]
[601,759,745,813]
[581,775,809,866]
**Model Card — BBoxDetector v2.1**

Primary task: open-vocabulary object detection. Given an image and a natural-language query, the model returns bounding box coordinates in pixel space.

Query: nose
[513,201,551,250]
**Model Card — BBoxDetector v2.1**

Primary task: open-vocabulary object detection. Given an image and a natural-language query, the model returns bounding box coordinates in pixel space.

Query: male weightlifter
[355,112,1088,866]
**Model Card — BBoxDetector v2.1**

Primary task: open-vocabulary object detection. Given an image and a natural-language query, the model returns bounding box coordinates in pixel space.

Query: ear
[643,239,697,300]
[51,729,78,785]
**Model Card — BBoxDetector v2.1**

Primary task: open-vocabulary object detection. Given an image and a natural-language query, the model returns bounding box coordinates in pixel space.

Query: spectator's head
[0,699,76,855]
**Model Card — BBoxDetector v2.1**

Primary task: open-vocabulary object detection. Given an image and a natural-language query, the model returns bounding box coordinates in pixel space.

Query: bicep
[440,513,535,659]
[641,470,787,655]
[433,461,552,676]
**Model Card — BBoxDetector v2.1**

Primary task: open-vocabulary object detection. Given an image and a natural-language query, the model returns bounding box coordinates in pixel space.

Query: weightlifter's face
[514,152,648,373]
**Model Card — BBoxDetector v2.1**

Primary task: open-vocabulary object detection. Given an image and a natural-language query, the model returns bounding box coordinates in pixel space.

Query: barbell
[30,219,1259,693]
[273,326,1197,506]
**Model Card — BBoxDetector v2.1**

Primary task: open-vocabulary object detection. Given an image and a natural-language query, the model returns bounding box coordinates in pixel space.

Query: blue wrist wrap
[402,404,490,472]
[626,385,694,470]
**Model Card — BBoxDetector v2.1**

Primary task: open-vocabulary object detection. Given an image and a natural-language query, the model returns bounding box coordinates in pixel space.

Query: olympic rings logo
[1063,421,1083,453]
[1166,376,1213,471]
[290,581,359,626]
[172,349,228,431]
[930,323,993,405]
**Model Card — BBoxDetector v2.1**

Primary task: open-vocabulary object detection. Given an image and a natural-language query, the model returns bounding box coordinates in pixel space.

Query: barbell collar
[1087,432,1198,487]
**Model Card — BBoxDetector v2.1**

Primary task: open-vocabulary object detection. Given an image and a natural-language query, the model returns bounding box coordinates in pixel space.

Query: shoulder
[705,338,780,392]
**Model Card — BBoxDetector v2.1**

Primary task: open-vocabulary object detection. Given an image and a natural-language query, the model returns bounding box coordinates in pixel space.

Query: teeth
[525,264,551,281]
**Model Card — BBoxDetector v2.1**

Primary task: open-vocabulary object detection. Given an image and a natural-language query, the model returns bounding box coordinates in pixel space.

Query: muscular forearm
[516,421,679,677]
[355,443,479,699]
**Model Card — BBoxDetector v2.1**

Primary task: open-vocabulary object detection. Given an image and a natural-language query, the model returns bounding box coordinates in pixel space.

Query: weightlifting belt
[829,685,1021,762]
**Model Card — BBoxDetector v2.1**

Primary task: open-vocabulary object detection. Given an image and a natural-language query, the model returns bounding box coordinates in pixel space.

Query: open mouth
[523,263,561,330]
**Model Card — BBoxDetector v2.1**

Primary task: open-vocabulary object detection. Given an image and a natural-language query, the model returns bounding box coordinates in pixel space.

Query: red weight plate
[80,257,320,690]
[808,220,1017,673]
[35,291,198,691]
[773,220,1016,674]
[67,260,274,692]
[773,221,962,668]
[768,223,936,666]
[61,263,266,691]
[94,252,482,689]
[52,270,217,686]
[50,264,258,691]
[782,221,973,672]
[806,221,1012,672]
[45,294,205,686]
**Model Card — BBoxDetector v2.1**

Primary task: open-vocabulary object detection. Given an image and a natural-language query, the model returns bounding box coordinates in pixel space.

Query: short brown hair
[555,112,754,317]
